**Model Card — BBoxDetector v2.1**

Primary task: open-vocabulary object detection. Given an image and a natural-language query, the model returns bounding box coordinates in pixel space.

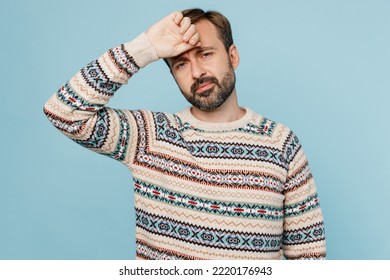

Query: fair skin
[146,11,245,123]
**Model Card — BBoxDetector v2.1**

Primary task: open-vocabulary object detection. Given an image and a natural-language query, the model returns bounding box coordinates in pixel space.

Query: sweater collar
[176,106,257,132]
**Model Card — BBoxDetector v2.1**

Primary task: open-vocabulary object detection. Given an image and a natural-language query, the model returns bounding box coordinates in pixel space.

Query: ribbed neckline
[176,106,257,132]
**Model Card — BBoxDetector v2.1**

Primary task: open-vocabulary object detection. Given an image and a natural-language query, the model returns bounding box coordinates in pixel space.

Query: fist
[145,11,201,58]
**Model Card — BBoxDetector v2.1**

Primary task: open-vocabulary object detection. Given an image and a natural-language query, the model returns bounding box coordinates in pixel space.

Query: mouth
[195,82,214,94]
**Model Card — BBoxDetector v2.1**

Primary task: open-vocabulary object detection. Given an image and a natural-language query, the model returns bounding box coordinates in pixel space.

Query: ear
[228,44,240,69]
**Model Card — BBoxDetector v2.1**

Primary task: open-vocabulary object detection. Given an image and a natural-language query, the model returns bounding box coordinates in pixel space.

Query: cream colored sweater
[44,33,326,259]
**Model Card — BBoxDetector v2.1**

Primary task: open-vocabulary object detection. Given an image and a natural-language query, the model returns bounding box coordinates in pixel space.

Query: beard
[179,65,236,111]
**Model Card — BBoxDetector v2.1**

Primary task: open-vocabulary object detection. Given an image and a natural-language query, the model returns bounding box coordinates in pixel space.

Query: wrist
[123,32,159,68]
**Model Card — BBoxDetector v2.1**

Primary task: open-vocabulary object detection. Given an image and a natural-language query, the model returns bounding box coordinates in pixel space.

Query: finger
[178,17,191,35]
[182,24,196,42]
[173,11,183,25]
[188,30,200,46]
[176,42,197,55]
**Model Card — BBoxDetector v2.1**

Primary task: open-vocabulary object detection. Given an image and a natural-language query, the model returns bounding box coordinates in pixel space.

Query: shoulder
[248,109,304,156]
[246,108,295,139]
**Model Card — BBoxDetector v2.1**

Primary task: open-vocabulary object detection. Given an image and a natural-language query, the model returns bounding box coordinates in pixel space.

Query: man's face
[168,20,239,111]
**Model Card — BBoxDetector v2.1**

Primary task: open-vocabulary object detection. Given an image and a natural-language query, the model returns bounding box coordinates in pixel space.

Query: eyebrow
[170,46,217,67]
[196,46,217,53]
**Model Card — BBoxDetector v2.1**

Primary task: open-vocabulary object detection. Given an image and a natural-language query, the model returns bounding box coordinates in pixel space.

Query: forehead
[194,19,223,47]
[167,20,225,67]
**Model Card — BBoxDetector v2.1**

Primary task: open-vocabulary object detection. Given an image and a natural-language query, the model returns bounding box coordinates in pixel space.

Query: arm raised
[43,12,193,164]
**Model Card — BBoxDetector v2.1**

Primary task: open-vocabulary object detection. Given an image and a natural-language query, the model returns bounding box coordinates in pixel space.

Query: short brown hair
[181,8,233,52]
[164,8,234,67]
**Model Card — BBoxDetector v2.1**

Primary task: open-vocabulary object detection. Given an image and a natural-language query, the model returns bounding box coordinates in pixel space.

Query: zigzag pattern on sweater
[134,179,284,220]
[108,44,140,76]
[283,221,325,246]
[135,208,283,252]
[81,60,122,96]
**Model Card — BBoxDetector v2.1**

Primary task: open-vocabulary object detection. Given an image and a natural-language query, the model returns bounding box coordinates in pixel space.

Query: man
[44,8,326,260]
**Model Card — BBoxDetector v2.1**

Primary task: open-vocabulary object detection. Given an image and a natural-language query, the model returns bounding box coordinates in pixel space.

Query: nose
[190,60,206,79]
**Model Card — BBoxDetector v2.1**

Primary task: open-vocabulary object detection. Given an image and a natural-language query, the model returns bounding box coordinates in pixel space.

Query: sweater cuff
[123,32,159,68]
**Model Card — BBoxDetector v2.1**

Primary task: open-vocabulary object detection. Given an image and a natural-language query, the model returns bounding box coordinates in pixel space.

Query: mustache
[190,76,220,94]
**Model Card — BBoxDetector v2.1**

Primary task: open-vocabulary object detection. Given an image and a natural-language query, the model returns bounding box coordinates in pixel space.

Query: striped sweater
[44,33,326,260]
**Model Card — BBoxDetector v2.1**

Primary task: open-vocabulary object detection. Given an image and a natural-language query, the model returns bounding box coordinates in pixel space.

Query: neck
[190,90,246,123]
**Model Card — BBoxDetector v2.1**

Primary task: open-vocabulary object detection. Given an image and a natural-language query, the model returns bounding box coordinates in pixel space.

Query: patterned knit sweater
[44,33,326,260]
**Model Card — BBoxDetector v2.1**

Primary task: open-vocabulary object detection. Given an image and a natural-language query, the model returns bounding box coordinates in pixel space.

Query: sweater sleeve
[43,33,158,164]
[282,131,326,259]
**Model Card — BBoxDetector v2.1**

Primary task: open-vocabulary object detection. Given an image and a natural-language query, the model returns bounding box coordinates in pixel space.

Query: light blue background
[1,0,389,260]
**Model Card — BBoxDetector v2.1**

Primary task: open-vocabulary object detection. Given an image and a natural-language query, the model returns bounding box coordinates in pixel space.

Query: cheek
[173,74,192,91]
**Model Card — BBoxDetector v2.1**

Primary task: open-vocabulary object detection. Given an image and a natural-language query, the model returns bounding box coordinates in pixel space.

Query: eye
[174,62,187,71]
[201,52,213,58]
